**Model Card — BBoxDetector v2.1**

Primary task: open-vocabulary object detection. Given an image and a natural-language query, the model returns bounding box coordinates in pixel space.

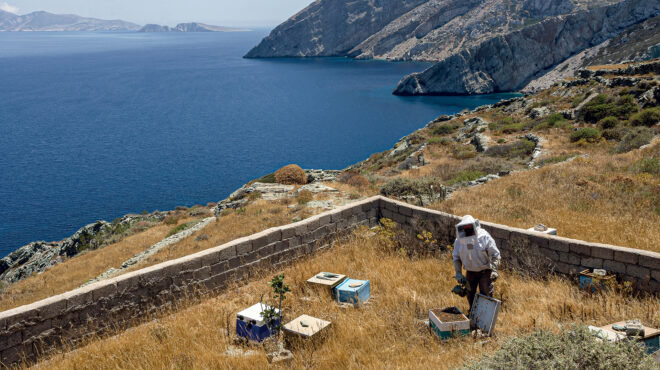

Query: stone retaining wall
[0,198,380,366]
[379,197,660,294]
[1,195,659,366]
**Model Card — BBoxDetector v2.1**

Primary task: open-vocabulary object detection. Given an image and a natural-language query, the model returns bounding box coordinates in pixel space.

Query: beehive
[333,278,370,305]
[236,303,279,342]
[283,314,331,340]
[429,307,470,340]
[579,269,616,292]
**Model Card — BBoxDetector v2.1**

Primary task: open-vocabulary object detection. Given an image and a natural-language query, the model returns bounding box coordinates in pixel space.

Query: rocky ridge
[393,0,660,95]
[247,0,660,96]
[0,9,139,31]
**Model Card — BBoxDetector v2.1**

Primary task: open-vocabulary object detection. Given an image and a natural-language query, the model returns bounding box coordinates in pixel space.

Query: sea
[0,30,518,257]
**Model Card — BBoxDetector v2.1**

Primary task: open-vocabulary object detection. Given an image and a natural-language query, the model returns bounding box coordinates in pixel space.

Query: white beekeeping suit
[452,215,501,281]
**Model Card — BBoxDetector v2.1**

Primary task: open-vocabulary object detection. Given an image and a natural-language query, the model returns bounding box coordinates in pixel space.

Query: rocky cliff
[393,0,660,95]
[0,10,140,31]
[244,0,429,58]
[247,0,660,95]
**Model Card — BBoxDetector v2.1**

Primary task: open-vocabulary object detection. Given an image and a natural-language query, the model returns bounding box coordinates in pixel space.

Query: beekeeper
[452,215,501,311]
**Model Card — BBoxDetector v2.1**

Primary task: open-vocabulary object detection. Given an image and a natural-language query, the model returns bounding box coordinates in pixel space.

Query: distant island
[139,22,249,33]
[0,9,248,32]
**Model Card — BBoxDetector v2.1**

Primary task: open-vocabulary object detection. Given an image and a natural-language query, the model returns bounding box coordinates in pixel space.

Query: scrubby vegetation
[465,326,655,369]
[274,164,307,185]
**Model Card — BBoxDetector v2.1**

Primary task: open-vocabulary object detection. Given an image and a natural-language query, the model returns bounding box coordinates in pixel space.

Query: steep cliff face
[247,0,583,61]
[244,0,429,58]
[393,0,660,95]
[349,0,578,61]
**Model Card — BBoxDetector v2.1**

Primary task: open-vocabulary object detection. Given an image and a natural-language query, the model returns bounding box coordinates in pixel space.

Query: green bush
[546,113,566,126]
[598,116,619,129]
[485,139,536,159]
[581,94,616,123]
[630,108,660,127]
[615,127,654,153]
[500,123,524,134]
[464,326,655,369]
[428,136,452,146]
[570,127,601,143]
[615,94,638,119]
[602,127,627,141]
[445,170,486,186]
[432,123,459,135]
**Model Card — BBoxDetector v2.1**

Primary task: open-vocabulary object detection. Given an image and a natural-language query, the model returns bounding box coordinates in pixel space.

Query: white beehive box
[527,224,557,236]
[307,272,347,290]
[283,314,331,339]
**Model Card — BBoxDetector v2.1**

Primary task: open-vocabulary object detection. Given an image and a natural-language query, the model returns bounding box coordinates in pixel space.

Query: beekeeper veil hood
[456,215,480,242]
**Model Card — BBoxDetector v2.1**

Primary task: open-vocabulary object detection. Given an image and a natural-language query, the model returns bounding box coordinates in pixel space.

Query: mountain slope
[392,0,660,95]
[244,0,429,58]
[0,10,140,31]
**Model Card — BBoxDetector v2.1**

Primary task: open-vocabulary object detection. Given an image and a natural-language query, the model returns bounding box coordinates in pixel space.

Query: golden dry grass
[0,221,191,312]
[436,142,660,252]
[126,200,304,272]
[34,228,660,369]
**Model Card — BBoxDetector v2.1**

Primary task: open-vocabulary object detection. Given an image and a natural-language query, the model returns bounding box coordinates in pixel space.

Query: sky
[0,0,314,27]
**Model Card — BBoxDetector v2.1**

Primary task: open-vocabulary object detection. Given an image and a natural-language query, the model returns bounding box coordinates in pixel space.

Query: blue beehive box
[579,269,615,292]
[236,303,279,342]
[334,278,370,305]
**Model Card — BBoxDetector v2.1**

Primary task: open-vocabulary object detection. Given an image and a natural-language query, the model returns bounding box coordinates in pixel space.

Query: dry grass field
[437,141,660,252]
[33,227,660,369]
[0,221,186,312]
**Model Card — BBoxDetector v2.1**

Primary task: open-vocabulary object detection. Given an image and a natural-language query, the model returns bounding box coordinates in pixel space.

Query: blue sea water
[0,31,518,257]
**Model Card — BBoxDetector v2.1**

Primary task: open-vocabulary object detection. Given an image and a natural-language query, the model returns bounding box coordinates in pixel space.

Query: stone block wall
[1,195,658,366]
[0,198,380,366]
[379,197,660,294]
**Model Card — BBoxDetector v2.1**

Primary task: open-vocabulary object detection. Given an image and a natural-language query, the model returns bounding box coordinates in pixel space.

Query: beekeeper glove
[453,260,466,283]
[490,270,499,281]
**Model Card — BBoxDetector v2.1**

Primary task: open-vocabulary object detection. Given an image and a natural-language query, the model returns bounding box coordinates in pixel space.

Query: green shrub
[630,108,660,127]
[428,136,452,146]
[167,220,200,237]
[615,127,654,153]
[581,94,616,123]
[615,94,638,119]
[546,113,565,126]
[602,127,627,141]
[630,157,660,175]
[255,173,276,184]
[485,139,536,159]
[247,191,262,201]
[445,170,486,186]
[500,123,524,134]
[598,116,619,129]
[465,326,655,369]
[570,127,601,143]
[432,123,459,135]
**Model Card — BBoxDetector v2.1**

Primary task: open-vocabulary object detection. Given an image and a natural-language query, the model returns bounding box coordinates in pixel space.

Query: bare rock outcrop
[393,0,660,95]
[244,0,428,58]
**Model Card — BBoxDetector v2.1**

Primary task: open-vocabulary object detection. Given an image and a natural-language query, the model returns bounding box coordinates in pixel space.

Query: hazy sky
[0,0,314,27]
